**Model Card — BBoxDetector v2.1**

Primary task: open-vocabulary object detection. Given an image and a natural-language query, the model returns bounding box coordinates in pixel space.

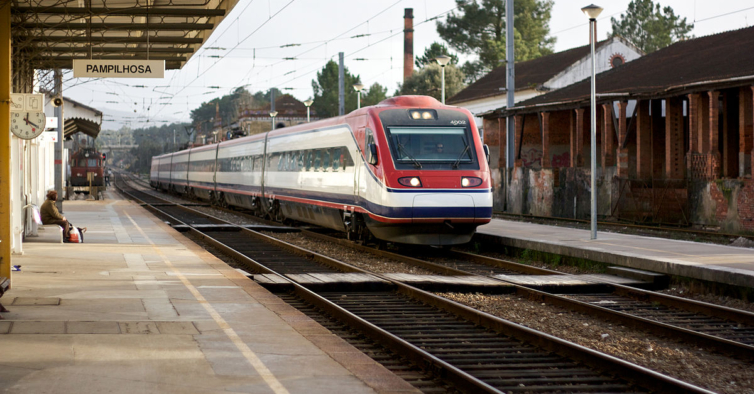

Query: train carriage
[186,144,219,201]
[169,150,190,194]
[70,147,105,187]
[264,123,359,229]
[214,134,266,209]
[152,96,492,245]
[150,153,173,191]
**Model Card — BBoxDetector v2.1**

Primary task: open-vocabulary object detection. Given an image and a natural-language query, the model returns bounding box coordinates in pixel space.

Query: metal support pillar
[270,88,275,130]
[589,17,597,240]
[54,70,64,211]
[338,52,345,116]
[0,2,11,281]
[440,65,446,105]
[505,0,515,169]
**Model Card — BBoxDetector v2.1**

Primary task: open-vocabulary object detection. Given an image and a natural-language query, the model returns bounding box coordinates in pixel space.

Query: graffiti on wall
[521,148,543,168]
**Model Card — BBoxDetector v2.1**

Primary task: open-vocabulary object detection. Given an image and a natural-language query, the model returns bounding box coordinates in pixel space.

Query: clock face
[10,111,47,140]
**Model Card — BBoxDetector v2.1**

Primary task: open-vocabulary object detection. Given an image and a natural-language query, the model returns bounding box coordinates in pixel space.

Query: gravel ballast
[266,232,436,275]
[438,292,754,394]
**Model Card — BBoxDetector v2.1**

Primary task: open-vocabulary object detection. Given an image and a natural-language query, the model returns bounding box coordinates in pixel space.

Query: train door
[212,143,220,193]
[168,154,174,189]
[186,148,192,193]
[353,128,364,199]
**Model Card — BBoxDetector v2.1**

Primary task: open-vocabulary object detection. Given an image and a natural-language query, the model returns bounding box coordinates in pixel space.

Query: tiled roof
[447,40,608,104]
[507,26,754,113]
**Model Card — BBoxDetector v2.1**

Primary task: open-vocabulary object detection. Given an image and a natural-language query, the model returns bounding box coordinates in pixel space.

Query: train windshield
[386,127,472,165]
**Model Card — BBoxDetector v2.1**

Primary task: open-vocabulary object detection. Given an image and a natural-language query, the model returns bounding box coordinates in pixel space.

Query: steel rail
[115,176,712,394]
[299,230,754,360]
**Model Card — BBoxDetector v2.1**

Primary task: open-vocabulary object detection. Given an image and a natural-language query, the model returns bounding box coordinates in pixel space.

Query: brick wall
[696,179,754,233]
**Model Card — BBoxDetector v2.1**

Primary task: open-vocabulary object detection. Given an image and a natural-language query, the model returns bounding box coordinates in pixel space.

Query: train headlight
[461,177,482,187]
[409,110,436,120]
[398,177,422,187]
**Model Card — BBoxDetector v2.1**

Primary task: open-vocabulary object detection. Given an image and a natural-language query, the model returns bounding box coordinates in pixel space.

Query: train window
[365,128,374,148]
[289,152,296,171]
[387,127,473,165]
[297,151,304,171]
[322,149,331,171]
[313,150,322,171]
[304,150,311,171]
[333,148,341,171]
[88,159,98,167]
[346,148,354,168]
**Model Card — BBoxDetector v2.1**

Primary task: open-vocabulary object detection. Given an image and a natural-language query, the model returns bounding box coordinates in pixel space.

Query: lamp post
[353,83,364,109]
[434,55,451,104]
[270,111,278,130]
[303,99,313,122]
[582,4,603,240]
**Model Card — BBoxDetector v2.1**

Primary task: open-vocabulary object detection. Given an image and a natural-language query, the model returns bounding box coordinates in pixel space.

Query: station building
[480,26,754,233]
[448,36,643,131]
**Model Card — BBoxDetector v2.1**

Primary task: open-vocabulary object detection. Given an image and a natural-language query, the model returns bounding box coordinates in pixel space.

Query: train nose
[412,194,475,223]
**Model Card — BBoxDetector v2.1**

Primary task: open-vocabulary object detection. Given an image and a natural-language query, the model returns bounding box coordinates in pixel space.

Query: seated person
[40,190,70,239]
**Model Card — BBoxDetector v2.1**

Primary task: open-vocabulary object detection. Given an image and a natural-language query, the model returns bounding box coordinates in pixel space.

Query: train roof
[150,95,473,161]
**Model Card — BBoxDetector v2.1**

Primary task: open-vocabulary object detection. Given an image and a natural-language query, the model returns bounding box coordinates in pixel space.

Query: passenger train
[150,96,492,245]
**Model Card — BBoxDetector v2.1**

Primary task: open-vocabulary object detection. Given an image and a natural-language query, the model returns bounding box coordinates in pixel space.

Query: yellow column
[0,3,11,282]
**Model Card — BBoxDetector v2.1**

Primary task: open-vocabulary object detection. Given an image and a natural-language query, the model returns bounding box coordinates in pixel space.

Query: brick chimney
[404,8,414,82]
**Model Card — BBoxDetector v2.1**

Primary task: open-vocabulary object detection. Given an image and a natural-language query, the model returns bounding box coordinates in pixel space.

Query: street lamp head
[303,99,313,107]
[581,4,603,19]
[352,83,364,92]
[434,55,452,67]
[269,111,278,118]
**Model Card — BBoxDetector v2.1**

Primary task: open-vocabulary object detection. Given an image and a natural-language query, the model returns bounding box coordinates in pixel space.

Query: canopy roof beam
[13,23,215,31]
[12,7,226,17]
[22,36,204,44]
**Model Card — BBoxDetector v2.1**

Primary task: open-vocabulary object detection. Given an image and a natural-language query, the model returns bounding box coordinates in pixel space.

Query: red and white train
[151,96,492,245]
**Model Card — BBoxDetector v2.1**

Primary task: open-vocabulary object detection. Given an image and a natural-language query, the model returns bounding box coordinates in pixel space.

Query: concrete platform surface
[477,219,754,288]
[1,193,417,394]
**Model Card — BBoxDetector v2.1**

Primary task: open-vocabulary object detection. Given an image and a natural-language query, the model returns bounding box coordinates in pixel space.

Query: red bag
[66,225,84,243]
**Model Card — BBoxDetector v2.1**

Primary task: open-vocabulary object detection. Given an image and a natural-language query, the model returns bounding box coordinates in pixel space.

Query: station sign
[46,117,58,130]
[73,59,165,79]
[41,132,58,143]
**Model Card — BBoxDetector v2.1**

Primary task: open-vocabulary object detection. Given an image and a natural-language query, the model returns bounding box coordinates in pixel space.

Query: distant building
[448,36,643,129]
[237,94,318,135]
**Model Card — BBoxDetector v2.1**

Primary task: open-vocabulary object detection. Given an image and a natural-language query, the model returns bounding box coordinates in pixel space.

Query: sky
[58,0,754,130]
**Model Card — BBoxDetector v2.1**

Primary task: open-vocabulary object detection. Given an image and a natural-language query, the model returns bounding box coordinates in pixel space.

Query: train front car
[70,147,105,187]
[362,96,492,245]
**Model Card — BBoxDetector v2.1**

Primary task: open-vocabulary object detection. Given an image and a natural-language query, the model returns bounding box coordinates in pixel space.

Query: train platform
[0,192,417,394]
[476,219,754,289]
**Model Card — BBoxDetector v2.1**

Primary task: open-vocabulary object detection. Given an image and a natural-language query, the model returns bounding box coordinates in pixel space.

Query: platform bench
[39,224,64,243]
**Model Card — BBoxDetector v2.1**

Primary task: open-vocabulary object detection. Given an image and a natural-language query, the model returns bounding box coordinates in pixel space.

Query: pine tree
[311,60,360,118]
[437,0,555,81]
[610,0,693,53]
[415,42,459,68]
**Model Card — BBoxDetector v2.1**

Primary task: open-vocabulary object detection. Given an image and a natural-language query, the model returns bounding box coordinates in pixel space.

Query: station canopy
[11,0,240,70]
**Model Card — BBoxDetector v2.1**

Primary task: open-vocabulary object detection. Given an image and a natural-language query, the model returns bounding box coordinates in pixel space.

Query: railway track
[119,174,754,359]
[301,230,754,361]
[115,175,711,394]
